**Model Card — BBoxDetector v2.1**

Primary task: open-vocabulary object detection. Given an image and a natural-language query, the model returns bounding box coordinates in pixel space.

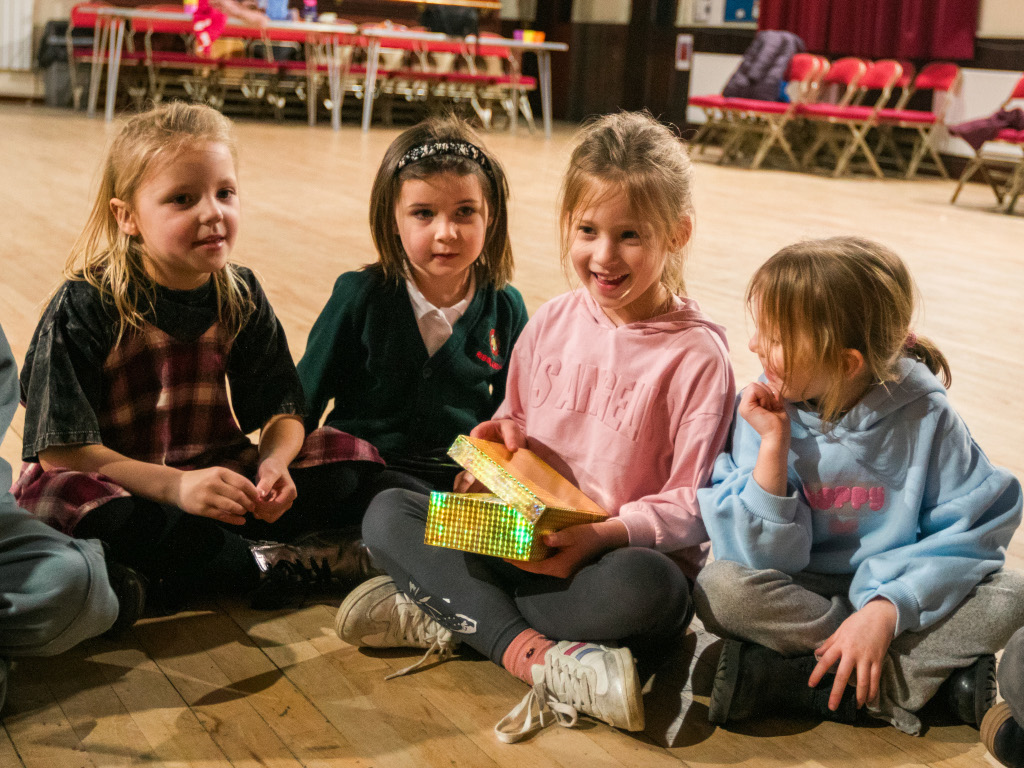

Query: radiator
[0,0,34,71]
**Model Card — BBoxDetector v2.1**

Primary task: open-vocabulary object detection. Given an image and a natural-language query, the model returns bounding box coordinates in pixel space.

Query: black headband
[396,140,495,183]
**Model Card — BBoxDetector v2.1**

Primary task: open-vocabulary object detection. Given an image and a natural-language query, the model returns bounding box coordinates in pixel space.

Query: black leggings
[75,463,429,604]
[363,488,694,677]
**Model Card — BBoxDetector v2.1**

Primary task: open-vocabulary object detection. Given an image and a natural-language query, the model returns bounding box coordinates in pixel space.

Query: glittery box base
[425,492,608,561]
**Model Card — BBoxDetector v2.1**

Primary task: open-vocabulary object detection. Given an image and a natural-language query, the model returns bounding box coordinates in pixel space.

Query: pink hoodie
[493,290,736,578]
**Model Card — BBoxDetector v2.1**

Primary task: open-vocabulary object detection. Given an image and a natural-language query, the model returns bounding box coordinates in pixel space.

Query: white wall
[978,0,1024,39]
[572,0,629,25]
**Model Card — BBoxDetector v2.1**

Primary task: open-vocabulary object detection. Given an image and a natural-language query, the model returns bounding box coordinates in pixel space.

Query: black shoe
[104,561,148,638]
[248,529,385,610]
[983,702,1024,768]
[250,557,340,610]
[709,639,858,725]
[938,655,997,726]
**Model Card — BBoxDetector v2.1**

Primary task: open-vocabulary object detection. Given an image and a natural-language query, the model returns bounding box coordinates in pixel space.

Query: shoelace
[494,652,592,743]
[283,558,335,590]
[383,595,458,680]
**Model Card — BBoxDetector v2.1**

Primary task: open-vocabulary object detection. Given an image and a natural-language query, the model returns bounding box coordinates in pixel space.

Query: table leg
[305,41,316,126]
[87,18,109,118]
[361,37,381,132]
[104,19,126,122]
[334,39,352,130]
[328,37,342,131]
[508,51,520,134]
[538,51,553,139]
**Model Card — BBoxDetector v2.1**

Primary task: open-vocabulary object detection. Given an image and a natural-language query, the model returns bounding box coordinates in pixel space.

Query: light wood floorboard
[0,104,1021,767]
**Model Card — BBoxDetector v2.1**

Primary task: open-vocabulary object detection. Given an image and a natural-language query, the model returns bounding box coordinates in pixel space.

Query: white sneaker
[335,575,459,679]
[495,640,644,743]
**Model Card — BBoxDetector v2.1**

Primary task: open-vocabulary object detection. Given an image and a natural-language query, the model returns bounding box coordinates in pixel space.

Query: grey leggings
[694,559,1024,735]
[363,489,693,676]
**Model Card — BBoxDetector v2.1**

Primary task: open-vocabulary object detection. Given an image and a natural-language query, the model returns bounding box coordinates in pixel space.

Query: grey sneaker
[495,640,644,743]
[335,575,459,679]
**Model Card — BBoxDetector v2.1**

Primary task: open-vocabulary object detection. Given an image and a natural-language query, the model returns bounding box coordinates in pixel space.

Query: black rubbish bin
[38,19,93,108]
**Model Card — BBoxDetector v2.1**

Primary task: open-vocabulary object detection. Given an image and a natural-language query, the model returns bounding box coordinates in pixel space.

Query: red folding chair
[687,91,732,156]
[1001,134,1024,213]
[951,74,1024,209]
[793,58,866,168]
[803,59,902,177]
[713,53,826,170]
[875,62,961,179]
[799,58,904,177]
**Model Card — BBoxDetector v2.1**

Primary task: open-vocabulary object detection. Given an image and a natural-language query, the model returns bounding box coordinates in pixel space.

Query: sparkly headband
[396,140,494,182]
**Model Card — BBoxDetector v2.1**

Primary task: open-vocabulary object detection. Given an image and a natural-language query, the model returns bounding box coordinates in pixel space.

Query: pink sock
[502,629,556,684]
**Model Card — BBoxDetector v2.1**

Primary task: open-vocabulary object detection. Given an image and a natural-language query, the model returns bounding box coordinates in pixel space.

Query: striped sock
[502,629,556,684]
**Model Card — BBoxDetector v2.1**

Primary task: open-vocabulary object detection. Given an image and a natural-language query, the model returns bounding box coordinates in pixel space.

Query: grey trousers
[1001,625,1024,724]
[694,559,1024,735]
[0,502,118,657]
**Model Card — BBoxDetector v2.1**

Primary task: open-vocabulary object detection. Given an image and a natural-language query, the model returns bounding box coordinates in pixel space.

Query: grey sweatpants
[0,501,118,657]
[1001,625,1024,724]
[694,559,1024,735]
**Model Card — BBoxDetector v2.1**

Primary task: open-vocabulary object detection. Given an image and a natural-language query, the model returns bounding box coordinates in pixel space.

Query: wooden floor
[1,104,1022,767]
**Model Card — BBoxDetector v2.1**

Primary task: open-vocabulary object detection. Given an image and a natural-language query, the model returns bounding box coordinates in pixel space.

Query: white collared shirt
[405,275,476,357]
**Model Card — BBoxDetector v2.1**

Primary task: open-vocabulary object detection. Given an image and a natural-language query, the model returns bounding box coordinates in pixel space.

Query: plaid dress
[14,273,382,534]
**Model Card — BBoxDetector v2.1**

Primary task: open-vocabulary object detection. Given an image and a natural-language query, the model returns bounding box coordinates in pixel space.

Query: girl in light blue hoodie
[695,236,1024,737]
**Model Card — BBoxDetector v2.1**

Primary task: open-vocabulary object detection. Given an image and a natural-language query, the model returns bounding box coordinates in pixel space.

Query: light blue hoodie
[698,358,1022,637]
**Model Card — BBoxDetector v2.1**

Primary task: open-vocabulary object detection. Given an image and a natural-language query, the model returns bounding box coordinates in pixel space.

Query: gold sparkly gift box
[424,436,608,561]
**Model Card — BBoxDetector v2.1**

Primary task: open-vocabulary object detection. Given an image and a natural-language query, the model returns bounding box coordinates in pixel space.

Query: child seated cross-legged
[695,236,1024,736]
[14,103,386,618]
[297,115,527,494]
[335,111,736,742]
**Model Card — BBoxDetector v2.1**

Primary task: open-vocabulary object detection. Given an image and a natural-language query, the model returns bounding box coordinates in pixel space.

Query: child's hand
[470,419,527,452]
[453,470,486,493]
[808,598,898,710]
[253,457,297,523]
[176,467,258,525]
[506,520,629,579]
[739,381,790,441]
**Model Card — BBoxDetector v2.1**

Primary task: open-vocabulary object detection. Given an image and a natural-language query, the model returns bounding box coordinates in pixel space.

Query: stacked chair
[950,73,1024,213]
[874,62,961,179]
[709,52,826,170]
[799,58,902,178]
[687,51,972,185]
[66,2,148,111]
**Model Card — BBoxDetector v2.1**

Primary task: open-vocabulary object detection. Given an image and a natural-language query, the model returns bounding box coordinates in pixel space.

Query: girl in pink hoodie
[336,112,736,742]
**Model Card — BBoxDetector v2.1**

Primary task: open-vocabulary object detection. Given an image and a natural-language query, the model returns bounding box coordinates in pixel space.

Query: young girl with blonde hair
[298,114,527,492]
[335,111,735,742]
[696,236,1024,736]
[14,102,384,617]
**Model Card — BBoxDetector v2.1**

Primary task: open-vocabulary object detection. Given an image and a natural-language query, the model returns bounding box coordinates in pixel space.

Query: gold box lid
[447,435,608,524]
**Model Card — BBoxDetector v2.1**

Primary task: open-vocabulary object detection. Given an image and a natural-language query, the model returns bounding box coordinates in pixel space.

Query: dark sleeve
[20,282,116,460]
[227,268,306,434]
[296,271,364,433]
[489,284,529,409]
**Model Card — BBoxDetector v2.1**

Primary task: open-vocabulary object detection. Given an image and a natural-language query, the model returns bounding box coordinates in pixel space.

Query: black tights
[74,463,428,604]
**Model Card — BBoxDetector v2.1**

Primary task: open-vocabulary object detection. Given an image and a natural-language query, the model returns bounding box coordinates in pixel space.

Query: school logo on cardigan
[476,329,502,370]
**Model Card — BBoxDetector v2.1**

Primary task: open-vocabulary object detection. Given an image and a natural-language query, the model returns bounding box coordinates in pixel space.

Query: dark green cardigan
[297,266,528,481]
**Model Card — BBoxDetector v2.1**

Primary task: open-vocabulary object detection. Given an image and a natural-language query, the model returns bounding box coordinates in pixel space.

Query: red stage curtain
[758,0,831,52]
[759,0,979,60]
